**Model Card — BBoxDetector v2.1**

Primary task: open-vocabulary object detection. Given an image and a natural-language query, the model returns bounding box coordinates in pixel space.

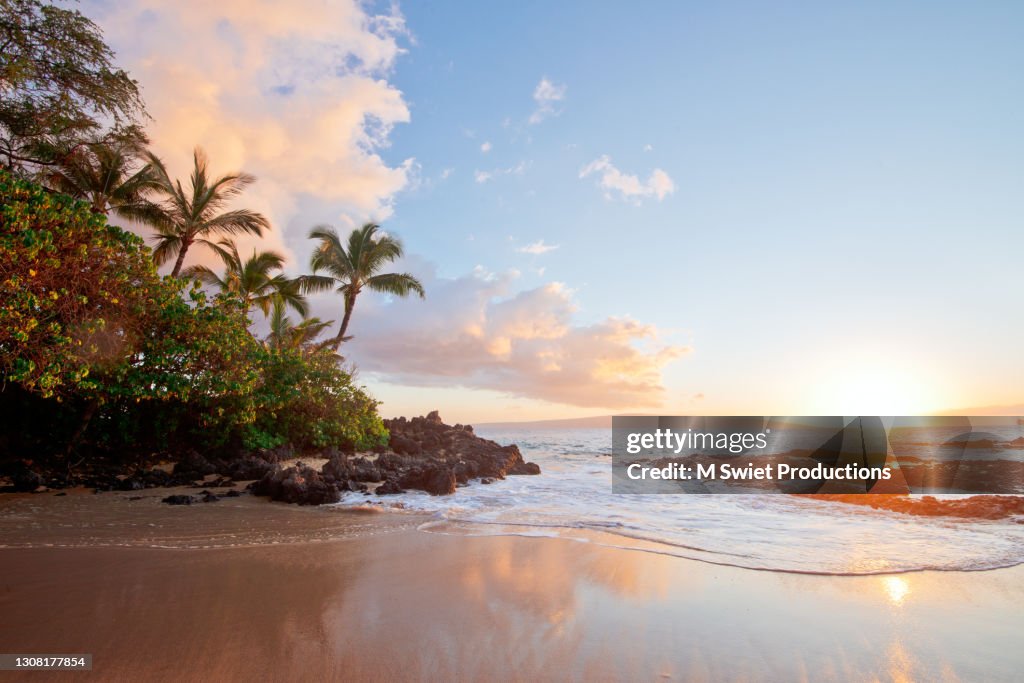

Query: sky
[82,0,1024,422]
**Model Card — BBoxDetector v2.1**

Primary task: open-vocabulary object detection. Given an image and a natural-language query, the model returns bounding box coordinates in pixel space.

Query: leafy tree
[0,167,157,397]
[182,239,307,319]
[0,169,262,454]
[0,0,145,170]
[139,148,269,277]
[243,345,387,452]
[303,222,424,349]
[265,298,333,351]
[1,169,388,465]
[43,134,158,215]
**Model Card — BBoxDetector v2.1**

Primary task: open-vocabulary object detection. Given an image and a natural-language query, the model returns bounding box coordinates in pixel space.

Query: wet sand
[1,493,1023,681]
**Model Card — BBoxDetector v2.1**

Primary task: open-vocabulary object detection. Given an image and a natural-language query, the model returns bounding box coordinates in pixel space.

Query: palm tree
[182,239,307,318]
[265,298,334,352]
[44,137,158,215]
[138,147,269,276]
[302,223,424,350]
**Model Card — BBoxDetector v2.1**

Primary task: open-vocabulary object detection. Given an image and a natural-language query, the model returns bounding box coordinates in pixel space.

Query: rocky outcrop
[250,464,342,505]
[354,411,541,497]
[3,411,539,505]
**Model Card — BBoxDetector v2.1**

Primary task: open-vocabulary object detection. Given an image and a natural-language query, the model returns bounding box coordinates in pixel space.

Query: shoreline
[2,527,1023,682]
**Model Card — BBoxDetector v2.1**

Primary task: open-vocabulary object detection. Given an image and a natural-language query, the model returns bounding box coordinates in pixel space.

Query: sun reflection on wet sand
[1,528,1023,681]
[884,576,911,606]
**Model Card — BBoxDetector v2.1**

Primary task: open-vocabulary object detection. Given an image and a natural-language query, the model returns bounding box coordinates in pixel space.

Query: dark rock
[173,451,217,478]
[225,454,277,481]
[201,491,219,503]
[116,476,144,491]
[376,479,404,495]
[55,491,67,496]
[254,444,295,464]
[11,467,44,493]
[390,434,423,456]
[325,454,384,483]
[511,461,541,475]
[376,451,412,474]
[251,465,340,505]
[375,411,541,494]
[162,494,197,505]
[400,464,457,496]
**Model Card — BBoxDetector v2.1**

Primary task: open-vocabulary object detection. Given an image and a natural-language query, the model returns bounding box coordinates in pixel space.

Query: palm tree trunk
[332,294,357,350]
[170,241,191,277]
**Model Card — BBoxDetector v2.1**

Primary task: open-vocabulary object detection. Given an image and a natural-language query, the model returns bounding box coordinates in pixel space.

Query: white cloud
[579,155,675,204]
[440,168,454,180]
[516,239,560,255]
[86,0,413,268]
[480,141,492,153]
[474,161,530,185]
[340,264,689,408]
[644,144,653,152]
[529,77,567,124]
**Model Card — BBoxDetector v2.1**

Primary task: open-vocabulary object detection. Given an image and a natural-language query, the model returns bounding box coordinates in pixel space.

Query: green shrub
[0,170,387,466]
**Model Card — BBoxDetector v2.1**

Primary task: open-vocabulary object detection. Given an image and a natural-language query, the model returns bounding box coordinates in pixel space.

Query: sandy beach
[1,491,1022,682]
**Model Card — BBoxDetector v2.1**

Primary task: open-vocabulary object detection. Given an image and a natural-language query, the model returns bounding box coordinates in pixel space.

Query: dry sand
[1,492,1022,682]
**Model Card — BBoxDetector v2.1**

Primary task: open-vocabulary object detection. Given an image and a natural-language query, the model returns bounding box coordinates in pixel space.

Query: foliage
[0,170,388,463]
[42,133,158,215]
[0,0,145,170]
[303,222,424,349]
[0,167,157,397]
[265,298,333,352]
[182,239,307,319]
[136,147,269,276]
[243,347,388,452]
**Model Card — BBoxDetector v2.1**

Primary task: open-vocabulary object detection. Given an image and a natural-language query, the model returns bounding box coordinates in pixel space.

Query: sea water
[336,427,1024,575]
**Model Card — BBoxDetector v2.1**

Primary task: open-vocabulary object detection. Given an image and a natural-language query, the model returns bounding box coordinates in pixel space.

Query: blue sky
[92,0,1024,421]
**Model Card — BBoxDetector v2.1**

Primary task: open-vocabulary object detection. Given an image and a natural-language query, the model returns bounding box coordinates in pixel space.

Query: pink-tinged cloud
[85,0,413,268]
[336,265,690,408]
[579,155,675,204]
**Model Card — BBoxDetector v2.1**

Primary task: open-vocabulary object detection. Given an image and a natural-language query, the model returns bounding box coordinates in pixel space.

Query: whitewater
[335,427,1024,576]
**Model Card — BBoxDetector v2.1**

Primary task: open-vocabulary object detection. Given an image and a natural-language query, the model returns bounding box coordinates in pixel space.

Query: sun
[804,353,946,416]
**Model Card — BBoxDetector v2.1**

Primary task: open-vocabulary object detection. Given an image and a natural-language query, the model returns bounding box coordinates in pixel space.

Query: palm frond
[365,272,425,298]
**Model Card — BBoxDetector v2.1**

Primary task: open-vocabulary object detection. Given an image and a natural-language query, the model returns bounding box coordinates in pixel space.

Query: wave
[332,427,1024,576]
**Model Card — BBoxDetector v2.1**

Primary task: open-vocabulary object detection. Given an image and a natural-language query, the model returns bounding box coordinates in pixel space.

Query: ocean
[336,426,1024,576]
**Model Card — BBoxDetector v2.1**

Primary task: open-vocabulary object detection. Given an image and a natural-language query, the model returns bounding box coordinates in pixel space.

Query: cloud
[480,141,492,153]
[579,155,675,204]
[474,161,529,184]
[516,240,559,255]
[529,77,566,124]
[85,0,414,267]
[339,264,688,408]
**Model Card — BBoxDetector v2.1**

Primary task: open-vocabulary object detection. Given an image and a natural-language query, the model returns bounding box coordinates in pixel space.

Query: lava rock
[116,476,144,491]
[11,468,44,492]
[173,451,217,479]
[162,494,197,505]
[376,479,404,495]
[399,464,457,496]
[251,465,341,505]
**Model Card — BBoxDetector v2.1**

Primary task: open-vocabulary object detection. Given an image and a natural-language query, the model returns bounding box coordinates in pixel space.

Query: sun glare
[883,576,911,606]
[805,355,945,416]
